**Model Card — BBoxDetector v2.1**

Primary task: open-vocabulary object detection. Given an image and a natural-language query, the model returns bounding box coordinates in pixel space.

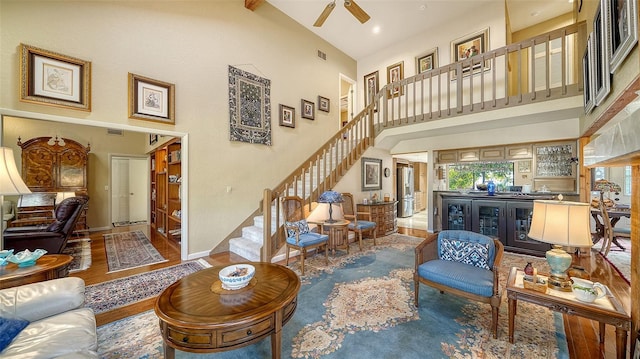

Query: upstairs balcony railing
[225,22,587,261]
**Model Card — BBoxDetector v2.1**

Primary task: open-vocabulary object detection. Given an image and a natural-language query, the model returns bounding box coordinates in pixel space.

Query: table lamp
[594,179,621,207]
[0,147,32,250]
[318,190,343,223]
[527,198,593,291]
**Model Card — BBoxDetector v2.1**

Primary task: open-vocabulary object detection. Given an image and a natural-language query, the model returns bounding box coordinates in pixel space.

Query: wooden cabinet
[17,137,90,233]
[437,150,457,163]
[480,147,505,161]
[505,144,533,159]
[442,198,472,230]
[457,149,480,162]
[150,139,181,243]
[357,202,397,235]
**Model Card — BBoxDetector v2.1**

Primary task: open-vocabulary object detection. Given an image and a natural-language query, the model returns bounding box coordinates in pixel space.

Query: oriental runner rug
[97,234,568,358]
[62,238,92,273]
[103,230,167,273]
[86,259,211,314]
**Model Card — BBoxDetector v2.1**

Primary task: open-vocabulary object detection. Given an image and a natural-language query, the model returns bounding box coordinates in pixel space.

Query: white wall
[0,1,357,256]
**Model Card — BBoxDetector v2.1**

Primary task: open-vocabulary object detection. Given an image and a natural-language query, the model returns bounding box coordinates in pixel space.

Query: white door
[111,156,148,224]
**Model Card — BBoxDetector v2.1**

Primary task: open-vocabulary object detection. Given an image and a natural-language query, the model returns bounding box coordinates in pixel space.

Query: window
[624,166,631,196]
[448,162,514,191]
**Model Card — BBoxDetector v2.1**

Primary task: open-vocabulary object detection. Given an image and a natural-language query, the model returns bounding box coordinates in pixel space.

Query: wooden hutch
[12,137,90,233]
[150,138,181,243]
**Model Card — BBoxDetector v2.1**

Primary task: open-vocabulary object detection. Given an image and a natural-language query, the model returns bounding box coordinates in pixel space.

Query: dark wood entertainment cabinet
[357,201,397,236]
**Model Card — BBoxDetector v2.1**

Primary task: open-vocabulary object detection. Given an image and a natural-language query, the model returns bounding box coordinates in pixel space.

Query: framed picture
[583,33,596,114]
[318,96,330,112]
[361,157,382,191]
[301,99,315,120]
[386,61,404,97]
[415,48,438,74]
[592,5,611,106]
[279,104,295,128]
[450,28,490,78]
[149,134,158,145]
[363,70,379,111]
[518,160,531,173]
[606,0,638,73]
[19,44,91,111]
[128,73,175,124]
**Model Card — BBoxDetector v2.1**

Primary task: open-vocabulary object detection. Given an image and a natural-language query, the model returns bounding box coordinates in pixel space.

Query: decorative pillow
[285,219,310,237]
[440,238,490,270]
[0,317,29,352]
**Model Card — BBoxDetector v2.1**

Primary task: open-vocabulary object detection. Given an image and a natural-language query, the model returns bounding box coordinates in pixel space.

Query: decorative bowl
[0,249,14,266]
[7,249,47,267]
[476,183,488,191]
[219,264,255,290]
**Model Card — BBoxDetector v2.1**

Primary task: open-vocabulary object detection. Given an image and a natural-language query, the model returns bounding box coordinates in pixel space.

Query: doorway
[110,156,149,226]
[339,74,356,129]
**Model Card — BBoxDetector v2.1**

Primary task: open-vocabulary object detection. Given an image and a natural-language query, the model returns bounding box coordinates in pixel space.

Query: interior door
[111,156,148,224]
[128,158,148,223]
[111,157,130,224]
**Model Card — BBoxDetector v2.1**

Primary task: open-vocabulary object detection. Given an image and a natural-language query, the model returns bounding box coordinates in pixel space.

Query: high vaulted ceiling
[265,0,574,60]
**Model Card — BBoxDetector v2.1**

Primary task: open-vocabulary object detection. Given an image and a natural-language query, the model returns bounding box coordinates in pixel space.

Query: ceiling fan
[313,0,371,27]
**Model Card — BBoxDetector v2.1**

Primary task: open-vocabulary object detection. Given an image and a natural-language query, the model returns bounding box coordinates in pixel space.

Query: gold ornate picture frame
[128,73,175,124]
[19,44,92,111]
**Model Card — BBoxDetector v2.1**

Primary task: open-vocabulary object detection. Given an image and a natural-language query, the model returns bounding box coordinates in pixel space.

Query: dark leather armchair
[3,196,88,254]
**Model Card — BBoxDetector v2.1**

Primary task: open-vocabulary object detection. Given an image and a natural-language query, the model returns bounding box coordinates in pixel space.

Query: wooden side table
[321,220,350,254]
[155,263,300,359]
[0,254,72,289]
[506,267,630,359]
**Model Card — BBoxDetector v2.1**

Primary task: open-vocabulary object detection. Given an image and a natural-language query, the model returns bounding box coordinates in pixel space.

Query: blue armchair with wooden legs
[282,196,329,275]
[414,230,504,338]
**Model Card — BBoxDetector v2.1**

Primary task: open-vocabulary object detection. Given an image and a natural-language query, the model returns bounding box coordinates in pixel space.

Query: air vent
[107,128,124,136]
[317,50,326,60]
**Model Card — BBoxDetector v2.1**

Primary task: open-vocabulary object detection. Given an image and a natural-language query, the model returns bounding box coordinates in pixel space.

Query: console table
[155,263,300,359]
[357,201,397,235]
[506,267,630,359]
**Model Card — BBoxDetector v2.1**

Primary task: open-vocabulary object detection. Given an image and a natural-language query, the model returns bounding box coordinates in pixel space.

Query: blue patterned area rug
[103,230,167,273]
[86,259,211,314]
[96,234,568,358]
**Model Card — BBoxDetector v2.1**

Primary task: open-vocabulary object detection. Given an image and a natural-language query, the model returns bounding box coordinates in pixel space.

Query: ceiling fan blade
[344,0,370,24]
[313,1,336,27]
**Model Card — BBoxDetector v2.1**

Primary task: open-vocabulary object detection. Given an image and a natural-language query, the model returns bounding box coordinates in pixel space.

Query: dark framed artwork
[128,73,176,124]
[606,0,638,73]
[19,44,92,111]
[386,61,404,98]
[583,33,596,114]
[415,48,438,74]
[318,96,330,112]
[361,157,382,191]
[450,28,490,78]
[592,5,611,106]
[279,104,295,128]
[228,66,271,145]
[301,99,315,120]
[149,134,158,145]
[363,70,379,111]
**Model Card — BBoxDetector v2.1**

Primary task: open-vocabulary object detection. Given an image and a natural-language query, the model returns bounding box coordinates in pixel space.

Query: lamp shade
[0,147,31,195]
[318,190,344,204]
[527,200,592,247]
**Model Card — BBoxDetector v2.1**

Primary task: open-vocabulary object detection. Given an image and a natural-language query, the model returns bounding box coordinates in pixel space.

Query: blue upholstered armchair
[282,196,329,275]
[414,230,504,338]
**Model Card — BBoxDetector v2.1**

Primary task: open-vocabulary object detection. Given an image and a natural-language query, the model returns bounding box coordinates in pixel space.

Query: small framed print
[361,157,382,191]
[606,0,638,73]
[149,134,158,145]
[592,5,610,106]
[363,70,379,110]
[279,104,295,128]
[301,99,315,120]
[318,96,330,112]
[19,44,91,111]
[450,28,490,78]
[128,73,175,124]
[416,48,438,74]
[518,160,531,173]
[386,61,404,97]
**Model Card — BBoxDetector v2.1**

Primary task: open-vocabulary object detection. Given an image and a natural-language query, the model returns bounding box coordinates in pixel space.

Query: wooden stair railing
[219,22,587,262]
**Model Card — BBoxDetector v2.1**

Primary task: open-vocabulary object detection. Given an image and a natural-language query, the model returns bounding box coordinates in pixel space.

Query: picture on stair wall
[592,4,611,106]
[228,65,272,146]
[301,99,315,120]
[363,70,379,112]
[279,104,295,128]
[416,48,438,74]
[362,157,382,191]
[386,61,404,98]
[606,0,638,73]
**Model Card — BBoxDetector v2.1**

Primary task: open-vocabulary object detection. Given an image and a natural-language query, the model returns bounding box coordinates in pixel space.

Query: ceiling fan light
[313,1,336,27]
[344,0,370,24]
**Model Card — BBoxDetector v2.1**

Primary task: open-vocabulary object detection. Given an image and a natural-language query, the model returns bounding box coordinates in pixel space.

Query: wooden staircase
[225,22,587,263]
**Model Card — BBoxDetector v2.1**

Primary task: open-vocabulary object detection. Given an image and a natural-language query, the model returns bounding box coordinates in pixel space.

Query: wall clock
[384,168,391,177]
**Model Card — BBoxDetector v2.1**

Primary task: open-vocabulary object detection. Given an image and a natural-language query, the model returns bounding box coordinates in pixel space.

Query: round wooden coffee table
[154,262,300,359]
[0,254,72,289]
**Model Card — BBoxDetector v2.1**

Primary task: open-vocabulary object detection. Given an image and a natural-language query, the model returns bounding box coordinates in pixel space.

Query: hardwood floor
[73,225,631,358]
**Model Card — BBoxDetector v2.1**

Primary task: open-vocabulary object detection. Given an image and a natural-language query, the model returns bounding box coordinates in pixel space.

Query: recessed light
[372,26,381,34]
[530,10,541,17]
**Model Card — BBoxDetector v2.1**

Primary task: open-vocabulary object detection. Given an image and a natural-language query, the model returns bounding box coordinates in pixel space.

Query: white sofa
[0,277,98,358]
